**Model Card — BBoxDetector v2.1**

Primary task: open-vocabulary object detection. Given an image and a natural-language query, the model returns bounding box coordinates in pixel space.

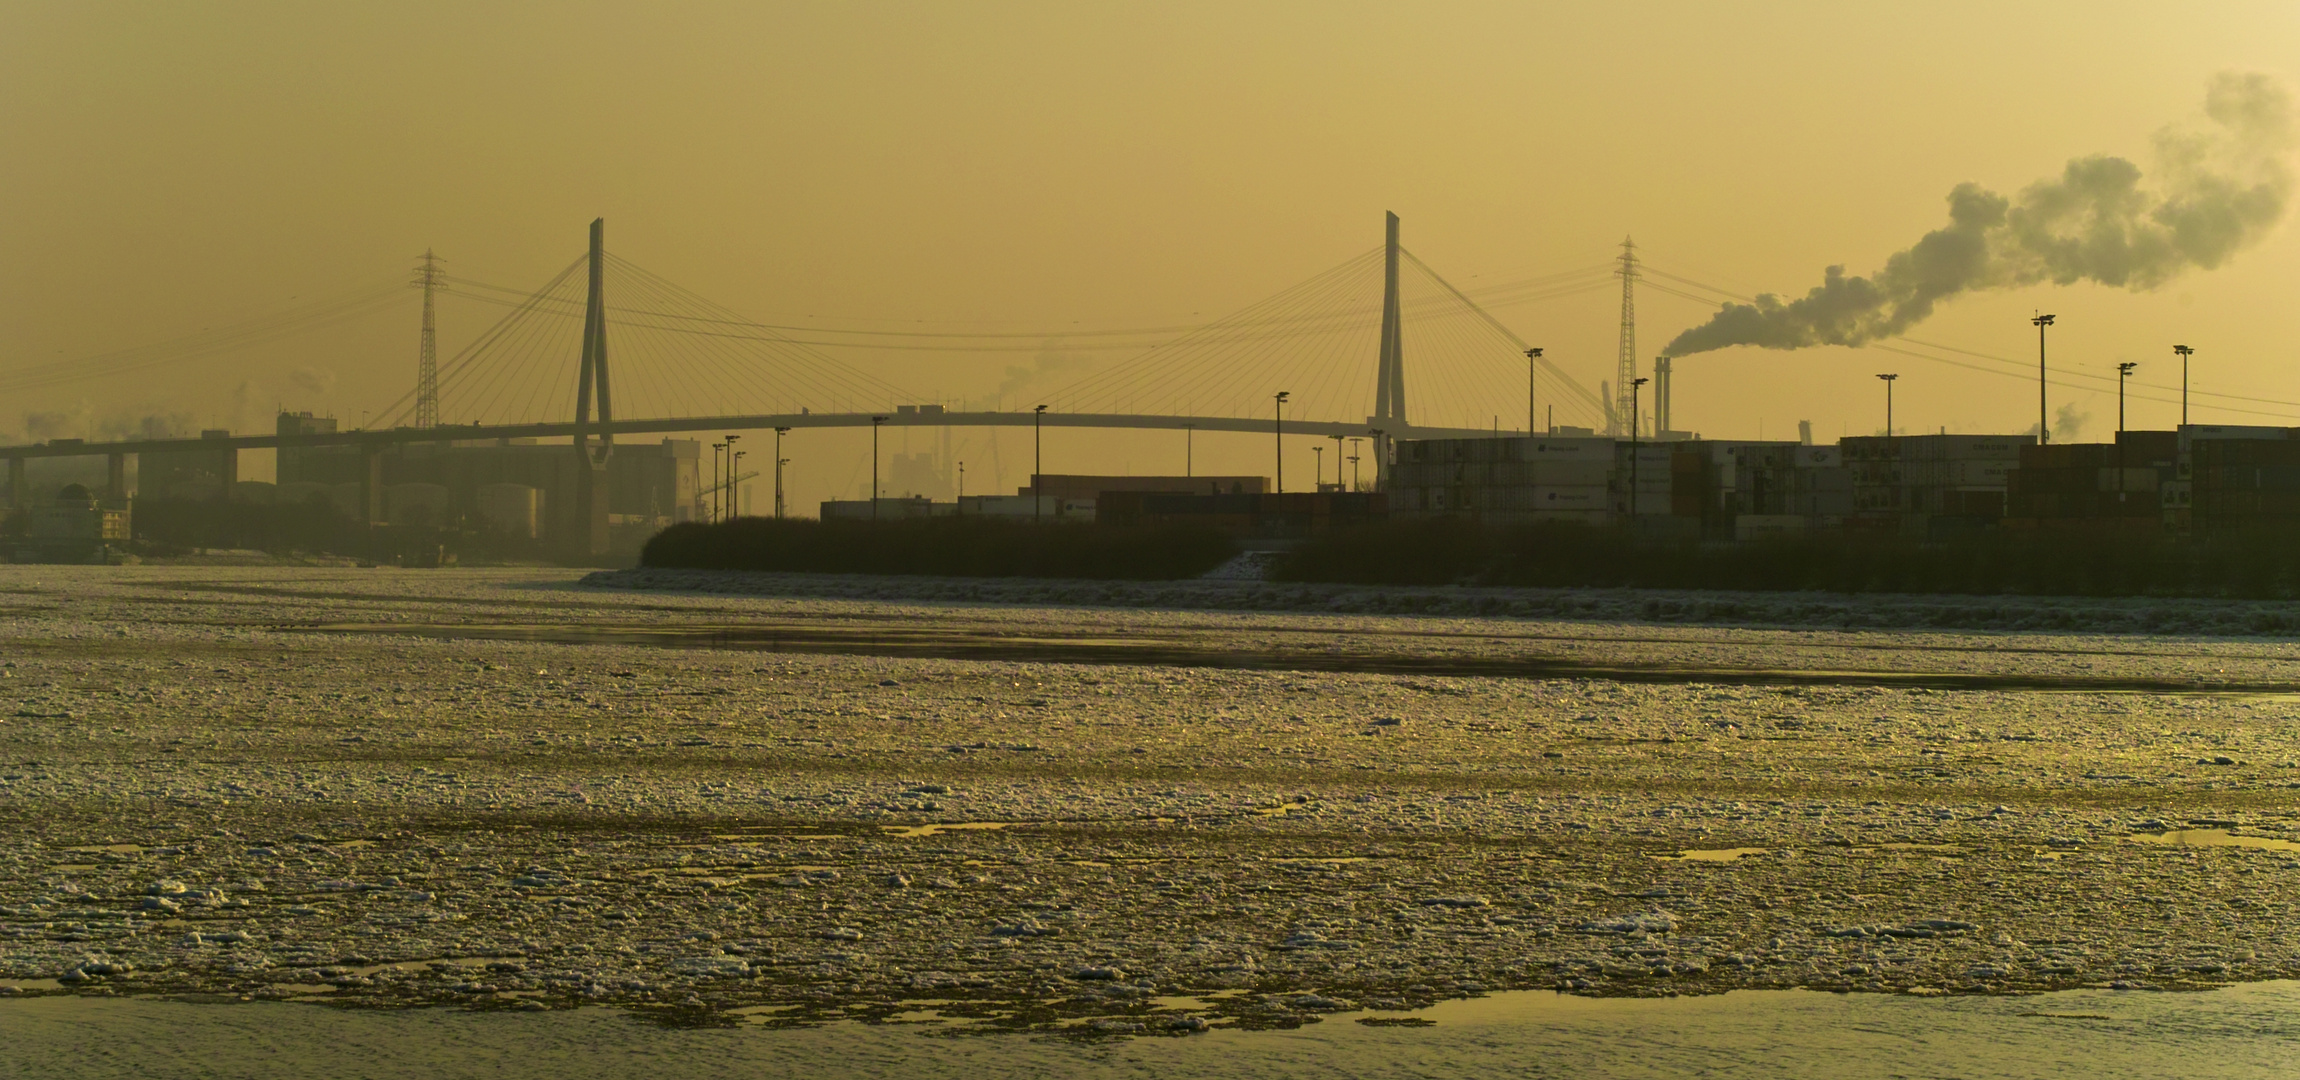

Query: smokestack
[1665,74,2293,357]
[1654,356,1672,437]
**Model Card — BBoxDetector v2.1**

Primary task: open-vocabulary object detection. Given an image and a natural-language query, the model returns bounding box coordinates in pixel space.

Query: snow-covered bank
[585,566,2300,638]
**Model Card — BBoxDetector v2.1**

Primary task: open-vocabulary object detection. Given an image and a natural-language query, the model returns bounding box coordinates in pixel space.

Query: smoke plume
[290,365,338,399]
[1665,73,2294,356]
[997,339,1094,404]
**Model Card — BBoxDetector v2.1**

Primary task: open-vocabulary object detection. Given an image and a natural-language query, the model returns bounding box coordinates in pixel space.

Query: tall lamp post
[1629,377,1650,519]
[1876,373,1898,436]
[1312,445,1324,491]
[2032,314,2056,444]
[2174,345,2193,426]
[1033,404,1048,521]
[731,449,746,517]
[869,417,887,521]
[1184,424,1194,479]
[722,434,741,521]
[710,441,726,522]
[2117,361,2140,497]
[772,427,790,519]
[1347,439,1363,492]
[2118,362,2138,433]
[1273,391,1290,494]
[1525,347,1543,434]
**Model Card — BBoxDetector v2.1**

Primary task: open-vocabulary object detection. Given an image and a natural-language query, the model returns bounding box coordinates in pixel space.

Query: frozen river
[3,565,2298,1067]
[7,981,2298,1079]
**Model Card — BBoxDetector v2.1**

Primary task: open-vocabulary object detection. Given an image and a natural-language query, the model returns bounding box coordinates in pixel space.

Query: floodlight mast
[1524,348,1543,434]
[2032,314,2056,444]
[2118,362,2138,433]
[1273,391,1291,494]
[1033,405,1048,521]
[2174,345,2194,426]
[1629,377,1650,519]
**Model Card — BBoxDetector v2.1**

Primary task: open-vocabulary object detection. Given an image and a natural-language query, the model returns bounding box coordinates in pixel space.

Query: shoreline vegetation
[640,517,1238,580]
[640,516,2300,602]
[1273,519,2300,599]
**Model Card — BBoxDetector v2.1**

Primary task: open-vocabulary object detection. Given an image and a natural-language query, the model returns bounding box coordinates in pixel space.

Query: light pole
[1033,404,1047,521]
[869,417,887,521]
[1184,424,1194,479]
[1525,348,1543,434]
[958,461,965,501]
[2032,313,2056,444]
[773,427,790,519]
[2118,362,2137,433]
[1273,391,1290,494]
[1312,445,1324,491]
[1876,373,1898,435]
[731,449,746,517]
[2117,360,2139,497]
[722,434,741,521]
[1347,439,1362,492]
[711,441,726,522]
[2174,345,2193,426]
[1331,434,1346,490]
[1629,377,1650,519]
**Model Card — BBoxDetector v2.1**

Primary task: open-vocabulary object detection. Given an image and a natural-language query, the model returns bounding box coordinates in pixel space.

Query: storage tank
[475,483,542,539]
[325,483,365,520]
[384,482,450,527]
[276,481,332,508]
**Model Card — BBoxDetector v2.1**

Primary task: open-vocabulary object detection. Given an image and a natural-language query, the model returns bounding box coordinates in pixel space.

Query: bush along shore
[641,516,1238,580]
[1273,518,2300,600]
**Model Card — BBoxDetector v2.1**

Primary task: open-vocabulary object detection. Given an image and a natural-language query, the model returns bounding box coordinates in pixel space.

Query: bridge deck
[0,412,1519,460]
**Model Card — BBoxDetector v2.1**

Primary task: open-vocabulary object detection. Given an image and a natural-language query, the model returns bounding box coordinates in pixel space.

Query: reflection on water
[300,621,2264,693]
[879,822,1017,839]
[2127,828,2300,853]
[7,982,2300,1079]
[1653,847,1767,862]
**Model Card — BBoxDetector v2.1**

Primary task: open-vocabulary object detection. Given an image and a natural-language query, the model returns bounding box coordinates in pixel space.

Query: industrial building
[267,413,703,551]
[1386,436,1666,525]
[1025,475,1268,500]
[1669,442,1852,541]
[1097,491,1385,536]
[818,495,1091,521]
[1387,426,2300,543]
[8,484,130,564]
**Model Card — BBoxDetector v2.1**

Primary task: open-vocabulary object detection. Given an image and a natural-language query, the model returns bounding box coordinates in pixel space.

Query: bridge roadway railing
[0,411,1505,462]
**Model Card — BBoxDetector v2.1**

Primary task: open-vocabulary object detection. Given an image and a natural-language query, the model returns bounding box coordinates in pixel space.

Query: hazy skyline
[5,2,2298,502]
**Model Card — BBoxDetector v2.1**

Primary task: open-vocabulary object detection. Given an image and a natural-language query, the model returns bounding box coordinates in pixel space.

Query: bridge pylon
[572,218,614,555]
[1368,211,1406,488]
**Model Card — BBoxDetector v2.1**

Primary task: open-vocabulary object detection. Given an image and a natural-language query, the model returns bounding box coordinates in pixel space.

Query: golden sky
[4,2,2297,500]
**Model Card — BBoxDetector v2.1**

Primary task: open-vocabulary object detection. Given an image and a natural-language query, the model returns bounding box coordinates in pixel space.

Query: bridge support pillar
[5,457,23,513]
[361,448,384,525]
[587,465,611,557]
[106,454,128,505]
[215,446,238,502]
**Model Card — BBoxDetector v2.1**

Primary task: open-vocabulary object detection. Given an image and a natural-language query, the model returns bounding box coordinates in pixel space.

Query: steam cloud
[997,339,1093,404]
[1665,73,2294,357]
[290,365,338,398]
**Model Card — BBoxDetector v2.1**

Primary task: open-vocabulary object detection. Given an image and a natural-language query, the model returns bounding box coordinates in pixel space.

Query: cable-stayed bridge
[2,214,1626,551]
[18,212,2240,552]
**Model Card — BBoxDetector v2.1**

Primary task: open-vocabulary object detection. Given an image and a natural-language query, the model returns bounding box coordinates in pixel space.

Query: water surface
[7,982,2297,1079]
